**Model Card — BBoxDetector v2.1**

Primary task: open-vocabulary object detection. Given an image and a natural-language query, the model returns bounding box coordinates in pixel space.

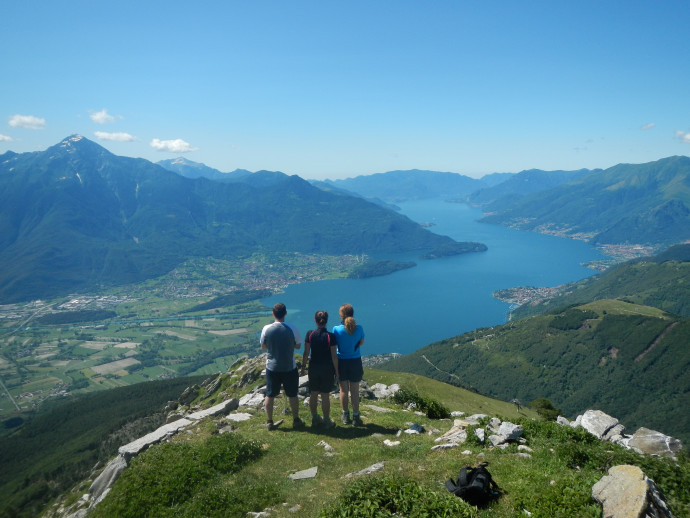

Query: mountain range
[480,156,690,247]
[3,137,690,303]
[156,157,252,182]
[160,154,690,250]
[322,169,488,202]
[467,167,595,205]
[0,136,464,303]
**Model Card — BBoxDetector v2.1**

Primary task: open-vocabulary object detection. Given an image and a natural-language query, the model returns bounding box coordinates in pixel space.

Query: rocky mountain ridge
[48,355,686,518]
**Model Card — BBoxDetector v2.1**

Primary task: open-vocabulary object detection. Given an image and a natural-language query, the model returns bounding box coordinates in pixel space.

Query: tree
[530,398,561,421]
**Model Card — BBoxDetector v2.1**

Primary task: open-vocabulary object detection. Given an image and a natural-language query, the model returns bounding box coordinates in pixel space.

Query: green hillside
[467,168,593,205]
[380,300,690,445]
[480,156,690,247]
[34,362,689,518]
[511,243,690,320]
[0,375,206,517]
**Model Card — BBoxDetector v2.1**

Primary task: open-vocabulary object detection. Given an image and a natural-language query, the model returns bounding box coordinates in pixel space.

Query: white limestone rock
[577,410,622,440]
[289,466,318,480]
[89,454,128,504]
[629,427,683,460]
[239,392,266,408]
[370,383,400,399]
[592,465,673,518]
[119,419,193,459]
[346,462,385,478]
[187,398,239,420]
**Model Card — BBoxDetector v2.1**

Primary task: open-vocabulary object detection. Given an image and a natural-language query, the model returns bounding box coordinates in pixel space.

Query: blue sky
[2,1,689,180]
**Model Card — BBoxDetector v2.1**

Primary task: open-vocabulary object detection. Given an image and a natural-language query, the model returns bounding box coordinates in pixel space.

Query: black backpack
[445,462,500,507]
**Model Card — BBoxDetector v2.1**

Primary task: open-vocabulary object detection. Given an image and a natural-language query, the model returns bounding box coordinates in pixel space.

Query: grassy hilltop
[12,361,687,518]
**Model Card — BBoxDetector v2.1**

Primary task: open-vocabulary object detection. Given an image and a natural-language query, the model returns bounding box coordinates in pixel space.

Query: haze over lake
[263,199,605,356]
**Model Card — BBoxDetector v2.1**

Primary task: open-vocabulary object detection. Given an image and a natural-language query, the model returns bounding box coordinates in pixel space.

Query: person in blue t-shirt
[332,303,365,426]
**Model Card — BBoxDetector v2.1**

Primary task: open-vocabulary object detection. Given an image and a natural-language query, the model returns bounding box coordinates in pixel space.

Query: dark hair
[339,303,357,335]
[314,310,328,327]
[272,302,287,319]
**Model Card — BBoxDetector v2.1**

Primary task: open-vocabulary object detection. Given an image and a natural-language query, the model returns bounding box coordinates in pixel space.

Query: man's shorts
[338,357,363,383]
[265,368,299,398]
[308,363,336,393]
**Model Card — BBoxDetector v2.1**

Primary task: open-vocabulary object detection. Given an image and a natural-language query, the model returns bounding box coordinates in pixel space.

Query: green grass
[580,299,670,318]
[365,369,532,420]
[80,366,689,518]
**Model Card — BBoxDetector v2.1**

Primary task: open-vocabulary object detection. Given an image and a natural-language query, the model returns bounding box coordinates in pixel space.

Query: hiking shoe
[293,417,306,429]
[322,418,335,429]
[341,412,351,425]
[352,415,364,427]
[266,419,284,431]
[311,414,323,428]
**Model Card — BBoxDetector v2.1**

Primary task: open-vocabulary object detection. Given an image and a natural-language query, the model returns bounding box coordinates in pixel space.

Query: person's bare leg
[265,396,274,422]
[339,380,350,411]
[289,396,300,420]
[350,382,360,414]
[339,380,351,423]
[321,392,331,420]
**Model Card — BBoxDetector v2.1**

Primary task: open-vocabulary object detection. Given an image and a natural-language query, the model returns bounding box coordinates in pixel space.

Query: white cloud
[675,130,690,144]
[640,122,655,131]
[150,138,198,153]
[90,109,116,124]
[8,114,46,129]
[0,134,13,142]
[94,131,137,142]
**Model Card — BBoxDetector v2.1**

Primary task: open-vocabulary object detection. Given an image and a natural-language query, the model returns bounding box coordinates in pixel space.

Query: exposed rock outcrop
[592,465,674,518]
[629,428,684,461]
[562,410,683,461]
[433,416,522,449]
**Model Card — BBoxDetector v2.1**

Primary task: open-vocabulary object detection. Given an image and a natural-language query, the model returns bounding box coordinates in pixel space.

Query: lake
[263,199,605,356]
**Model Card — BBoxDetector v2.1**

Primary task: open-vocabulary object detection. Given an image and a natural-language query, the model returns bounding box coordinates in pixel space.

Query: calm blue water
[263,200,605,356]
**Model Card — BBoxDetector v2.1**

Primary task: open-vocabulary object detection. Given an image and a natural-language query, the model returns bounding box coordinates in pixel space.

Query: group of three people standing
[260,302,364,430]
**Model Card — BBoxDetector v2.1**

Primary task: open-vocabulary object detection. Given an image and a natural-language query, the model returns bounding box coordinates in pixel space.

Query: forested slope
[380,300,690,444]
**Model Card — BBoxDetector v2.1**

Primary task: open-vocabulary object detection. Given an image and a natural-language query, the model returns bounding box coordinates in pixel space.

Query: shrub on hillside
[391,387,451,419]
[548,308,598,330]
[319,473,476,518]
[530,398,562,421]
[93,434,266,518]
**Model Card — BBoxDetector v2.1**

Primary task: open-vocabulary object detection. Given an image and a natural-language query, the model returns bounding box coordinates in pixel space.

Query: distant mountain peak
[48,135,112,160]
[58,134,86,152]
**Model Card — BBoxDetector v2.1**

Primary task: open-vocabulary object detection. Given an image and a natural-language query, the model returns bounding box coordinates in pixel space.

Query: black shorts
[308,363,336,393]
[265,368,299,398]
[338,357,363,383]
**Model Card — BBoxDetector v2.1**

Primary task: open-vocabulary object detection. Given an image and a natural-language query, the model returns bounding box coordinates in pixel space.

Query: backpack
[445,462,500,507]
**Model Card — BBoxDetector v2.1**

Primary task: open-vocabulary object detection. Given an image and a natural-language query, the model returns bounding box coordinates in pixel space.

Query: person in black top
[301,310,339,428]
